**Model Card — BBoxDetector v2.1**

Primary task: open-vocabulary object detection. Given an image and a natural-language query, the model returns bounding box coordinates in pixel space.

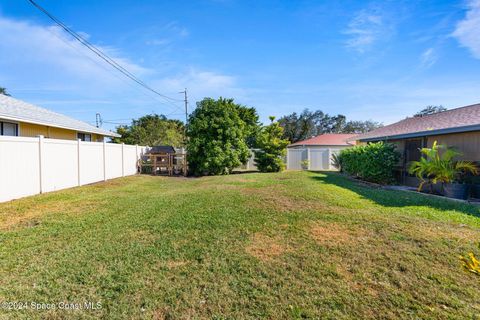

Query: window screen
[0,122,18,136]
[77,133,92,141]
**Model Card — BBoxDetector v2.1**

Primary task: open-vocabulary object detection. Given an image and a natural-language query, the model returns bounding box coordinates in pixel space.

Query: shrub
[408,141,478,191]
[338,142,400,184]
[300,159,309,170]
[254,117,290,172]
[186,98,251,176]
[331,153,341,171]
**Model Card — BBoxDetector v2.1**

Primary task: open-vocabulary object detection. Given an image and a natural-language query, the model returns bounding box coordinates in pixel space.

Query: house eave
[0,114,120,138]
[357,124,480,142]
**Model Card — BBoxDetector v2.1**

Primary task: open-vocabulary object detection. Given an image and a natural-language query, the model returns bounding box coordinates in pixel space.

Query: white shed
[286,134,357,170]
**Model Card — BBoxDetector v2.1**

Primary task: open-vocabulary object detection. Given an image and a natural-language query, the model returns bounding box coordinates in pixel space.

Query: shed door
[287,149,306,170]
[310,149,329,170]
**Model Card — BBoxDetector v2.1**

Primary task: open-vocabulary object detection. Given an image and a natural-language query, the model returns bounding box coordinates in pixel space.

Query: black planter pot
[443,183,470,200]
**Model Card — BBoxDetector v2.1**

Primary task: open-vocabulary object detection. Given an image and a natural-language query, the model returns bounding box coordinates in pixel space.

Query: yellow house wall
[18,122,104,141]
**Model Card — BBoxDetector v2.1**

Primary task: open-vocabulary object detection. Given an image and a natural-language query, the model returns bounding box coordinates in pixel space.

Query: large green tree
[186,97,252,176]
[278,109,382,142]
[254,116,290,172]
[342,120,383,133]
[414,105,447,117]
[113,114,184,146]
[236,104,260,147]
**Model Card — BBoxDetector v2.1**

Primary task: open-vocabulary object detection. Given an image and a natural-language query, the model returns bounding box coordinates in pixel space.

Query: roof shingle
[355,103,480,141]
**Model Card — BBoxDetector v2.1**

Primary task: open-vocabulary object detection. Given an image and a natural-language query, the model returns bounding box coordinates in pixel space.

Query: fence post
[327,148,332,170]
[286,148,289,170]
[135,145,139,174]
[103,141,107,181]
[121,143,125,177]
[307,148,311,170]
[38,135,44,193]
[77,139,81,186]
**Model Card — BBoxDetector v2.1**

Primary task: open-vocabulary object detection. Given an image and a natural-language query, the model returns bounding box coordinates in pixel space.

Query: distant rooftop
[289,133,357,147]
[0,94,120,137]
[355,103,480,141]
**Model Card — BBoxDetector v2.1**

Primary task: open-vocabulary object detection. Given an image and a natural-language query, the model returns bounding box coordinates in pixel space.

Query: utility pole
[179,88,188,141]
[95,113,103,128]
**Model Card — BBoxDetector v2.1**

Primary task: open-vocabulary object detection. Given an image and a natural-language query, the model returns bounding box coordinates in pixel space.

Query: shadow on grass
[231,170,259,174]
[310,172,480,218]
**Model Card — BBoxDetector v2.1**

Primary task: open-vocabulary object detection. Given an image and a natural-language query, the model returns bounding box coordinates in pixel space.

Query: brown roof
[289,134,357,147]
[355,103,480,141]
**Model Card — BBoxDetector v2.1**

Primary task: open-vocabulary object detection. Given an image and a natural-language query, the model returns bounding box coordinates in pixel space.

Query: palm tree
[0,87,11,96]
[408,141,478,192]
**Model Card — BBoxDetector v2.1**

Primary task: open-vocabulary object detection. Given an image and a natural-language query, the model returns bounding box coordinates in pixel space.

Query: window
[0,121,18,136]
[77,133,91,142]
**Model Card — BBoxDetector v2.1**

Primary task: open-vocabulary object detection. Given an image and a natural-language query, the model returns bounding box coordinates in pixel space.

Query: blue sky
[1,0,480,131]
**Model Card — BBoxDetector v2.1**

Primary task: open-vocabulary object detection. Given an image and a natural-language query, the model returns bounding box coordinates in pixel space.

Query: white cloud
[152,68,245,107]
[0,15,149,86]
[452,0,480,59]
[344,9,384,53]
[0,14,243,119]
[420,47,437,68]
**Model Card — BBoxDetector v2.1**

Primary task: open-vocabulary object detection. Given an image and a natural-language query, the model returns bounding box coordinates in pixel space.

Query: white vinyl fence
[0,135,147,203]
[235,149,258,171]
[287,147,344,171]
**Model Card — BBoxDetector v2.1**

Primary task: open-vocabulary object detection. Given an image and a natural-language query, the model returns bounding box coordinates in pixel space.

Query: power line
[27,0,184,107]
[44,25,185,114]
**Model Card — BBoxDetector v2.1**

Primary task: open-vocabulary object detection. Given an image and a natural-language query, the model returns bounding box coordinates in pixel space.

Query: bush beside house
[338,142,400,184]
[408,141,478,199]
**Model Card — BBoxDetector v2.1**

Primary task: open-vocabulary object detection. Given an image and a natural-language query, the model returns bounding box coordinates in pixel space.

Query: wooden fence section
[0,135,147,202]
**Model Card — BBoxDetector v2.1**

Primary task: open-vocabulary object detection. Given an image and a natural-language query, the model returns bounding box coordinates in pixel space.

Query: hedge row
[338,142,400,184]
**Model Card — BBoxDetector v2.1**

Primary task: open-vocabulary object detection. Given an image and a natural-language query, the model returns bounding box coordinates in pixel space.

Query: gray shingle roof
[355,103,480,141]
[0,94,120,137]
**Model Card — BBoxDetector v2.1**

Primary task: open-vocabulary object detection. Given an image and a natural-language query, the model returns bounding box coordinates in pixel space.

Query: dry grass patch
[0,199,102,231]
[166,260,189,268]
[409,222,480,242]
[309,222,368,245]
[227,177,258,183]
[246,233,288,261]
[242,186,327,213]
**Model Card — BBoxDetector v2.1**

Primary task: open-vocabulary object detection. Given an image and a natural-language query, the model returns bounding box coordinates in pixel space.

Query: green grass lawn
[1,171,480,319]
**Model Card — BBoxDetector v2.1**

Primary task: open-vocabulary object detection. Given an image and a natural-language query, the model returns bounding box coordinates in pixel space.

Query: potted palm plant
[408,141,478,200]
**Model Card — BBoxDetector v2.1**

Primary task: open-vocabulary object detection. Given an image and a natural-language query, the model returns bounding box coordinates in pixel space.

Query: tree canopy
[0,87,11,96]
[254,116,290,172]
[342,120,383,134]
[235,104,260,148]
[277,109,382,142]
[186,97,252,176]
[113,114,184,146]
[414,105,447,117]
